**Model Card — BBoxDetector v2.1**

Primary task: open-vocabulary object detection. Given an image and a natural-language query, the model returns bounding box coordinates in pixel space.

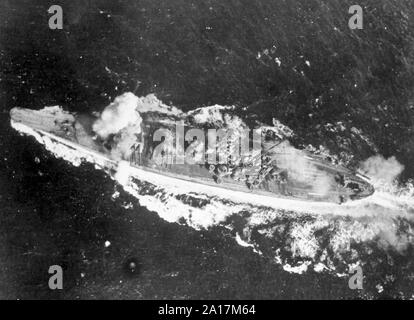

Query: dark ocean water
[0,0,413,299]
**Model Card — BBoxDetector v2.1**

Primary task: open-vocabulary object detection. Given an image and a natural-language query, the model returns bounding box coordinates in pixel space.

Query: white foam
[283,261,312,274]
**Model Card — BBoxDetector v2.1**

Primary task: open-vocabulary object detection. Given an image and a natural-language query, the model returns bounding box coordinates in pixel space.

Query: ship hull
[10,107,375,205]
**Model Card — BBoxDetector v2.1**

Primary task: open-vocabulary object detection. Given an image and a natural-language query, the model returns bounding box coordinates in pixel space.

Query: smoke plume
[268,141,334,196]
[93,92,143,159]
[360,155,404,185]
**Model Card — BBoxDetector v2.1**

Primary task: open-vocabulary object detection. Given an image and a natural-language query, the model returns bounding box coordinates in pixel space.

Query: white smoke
[188,105,235,125]
[268,140,334,196]
[93,93,143,159]
[93,93,142,139]
[92,93,185,160]
[360,155,405,185]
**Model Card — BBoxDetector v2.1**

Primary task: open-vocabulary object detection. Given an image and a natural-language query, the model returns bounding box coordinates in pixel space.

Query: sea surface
[0,0,414,299]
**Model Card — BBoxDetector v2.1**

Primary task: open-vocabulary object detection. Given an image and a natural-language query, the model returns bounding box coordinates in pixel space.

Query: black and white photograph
[0,0,414,303]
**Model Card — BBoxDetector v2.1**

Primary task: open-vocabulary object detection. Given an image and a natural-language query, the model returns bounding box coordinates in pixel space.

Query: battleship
[9,99,374,207]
